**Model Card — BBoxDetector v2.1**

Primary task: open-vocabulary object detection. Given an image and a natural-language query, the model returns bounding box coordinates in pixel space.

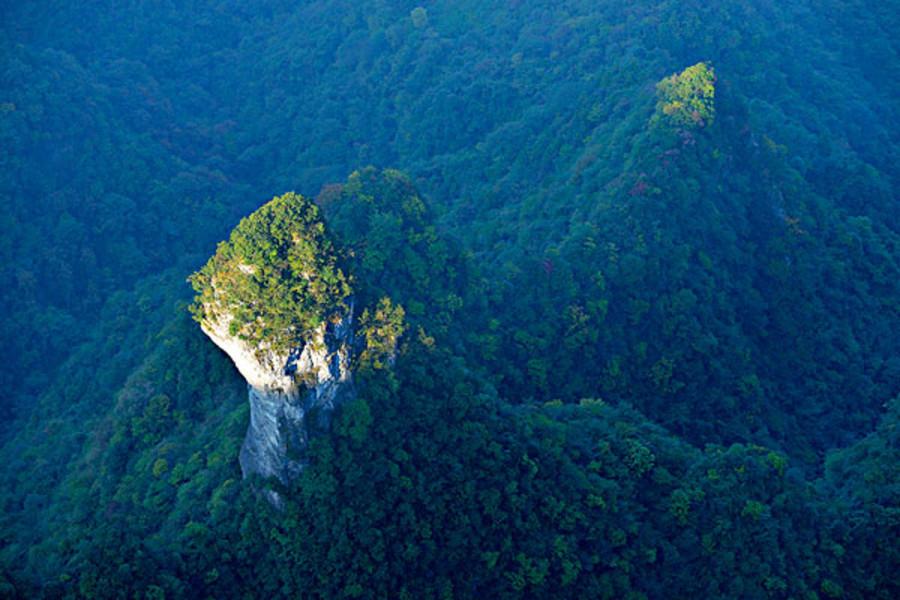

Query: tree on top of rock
[189,192,352,355]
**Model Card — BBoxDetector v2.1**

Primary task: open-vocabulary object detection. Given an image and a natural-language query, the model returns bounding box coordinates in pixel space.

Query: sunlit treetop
[189,192,352,354]
[656,62,716,128]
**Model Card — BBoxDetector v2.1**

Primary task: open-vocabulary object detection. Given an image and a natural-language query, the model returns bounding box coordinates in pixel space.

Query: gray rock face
[200,303,354,489]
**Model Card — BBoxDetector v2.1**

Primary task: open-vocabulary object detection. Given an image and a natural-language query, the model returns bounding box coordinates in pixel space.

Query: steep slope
[3,0,897,423]
[483,65,900,462]
[0,1,898,597]
[190,193,354,491]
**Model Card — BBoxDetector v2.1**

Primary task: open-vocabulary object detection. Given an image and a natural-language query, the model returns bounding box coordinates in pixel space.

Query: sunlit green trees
[189,192,351,354]
[656,62,717,127]
[358,297,406,371]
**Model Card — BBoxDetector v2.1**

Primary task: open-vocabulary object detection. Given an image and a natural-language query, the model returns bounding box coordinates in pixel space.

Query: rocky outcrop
[200,303,355,492]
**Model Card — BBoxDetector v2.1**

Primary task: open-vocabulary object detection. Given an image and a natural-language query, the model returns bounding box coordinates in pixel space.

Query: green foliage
[668,488,692,525]
[1,1,898,599]
[131,394,174,447]
[656,62,717,127]
[152,458,169,478]
[321,167,473,344]
[189,192,351,355]
[741,499,766,520]
[336,398,373,443]
[358,297,407,371]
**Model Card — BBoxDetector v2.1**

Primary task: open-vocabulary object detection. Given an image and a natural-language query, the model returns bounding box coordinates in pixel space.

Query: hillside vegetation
[0,1,898,598]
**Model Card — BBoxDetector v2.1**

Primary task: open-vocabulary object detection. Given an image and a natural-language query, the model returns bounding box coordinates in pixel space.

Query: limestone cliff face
[200,303,354,487]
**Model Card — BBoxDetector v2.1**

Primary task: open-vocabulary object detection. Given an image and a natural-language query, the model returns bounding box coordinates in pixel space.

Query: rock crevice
[201,303,355,486]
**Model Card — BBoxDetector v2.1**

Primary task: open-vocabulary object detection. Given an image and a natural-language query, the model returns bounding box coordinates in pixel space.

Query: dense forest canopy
[0,1,898,598]
[189,192,351,355]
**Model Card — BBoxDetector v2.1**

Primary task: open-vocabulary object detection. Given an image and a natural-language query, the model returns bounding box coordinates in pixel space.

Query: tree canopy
[0,1,897,598]
[656,62,717,127]
[189,192,351,354]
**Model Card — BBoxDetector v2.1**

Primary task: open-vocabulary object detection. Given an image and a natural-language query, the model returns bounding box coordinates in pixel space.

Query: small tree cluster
[656,62,716,127]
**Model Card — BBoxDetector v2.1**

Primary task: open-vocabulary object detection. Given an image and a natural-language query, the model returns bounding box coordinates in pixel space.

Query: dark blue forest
[0,1,897,598]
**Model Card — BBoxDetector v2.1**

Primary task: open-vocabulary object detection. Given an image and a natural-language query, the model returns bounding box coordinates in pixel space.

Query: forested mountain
[0,1,897,598]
